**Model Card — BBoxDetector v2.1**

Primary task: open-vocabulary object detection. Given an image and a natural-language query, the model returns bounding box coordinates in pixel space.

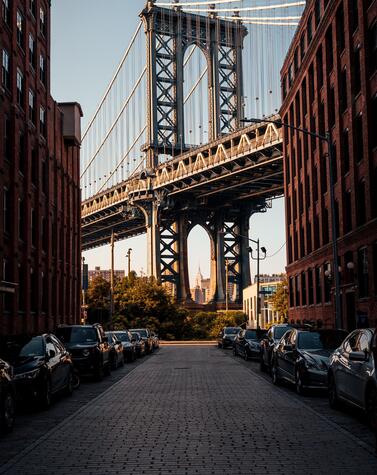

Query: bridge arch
[183,44,209,148]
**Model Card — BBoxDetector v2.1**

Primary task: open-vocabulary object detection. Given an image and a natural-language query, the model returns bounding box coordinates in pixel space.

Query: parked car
[151,332,160,350]
[217,327,242,349]
[271,328,347,395]
[56,324,111,380]
[129,331,146,357]
[1,334,74,408]
[0,358,15,434]
[130,328,153,354]
[105,332,125,369]
[111,331,137,362]
[233,329,267,360]
[328,328,377,428]
[260,324,294,372]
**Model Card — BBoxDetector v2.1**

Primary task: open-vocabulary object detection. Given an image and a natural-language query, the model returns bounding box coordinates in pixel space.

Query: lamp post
[225,258,229,315]
[241,117,341,329]
[126,248,132,277]
[248,240,267,329]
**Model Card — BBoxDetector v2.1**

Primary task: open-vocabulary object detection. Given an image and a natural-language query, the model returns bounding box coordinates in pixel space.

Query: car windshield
[133,329,147,338]
[56,327,97,344]
[245,329,267,340]
[105,333,114,343]
[224,327,240,335]
[115,332,130,342]
[298,331,347,350]
[1,336,44,362]
[130,333,140,341]
[274,326,291,339]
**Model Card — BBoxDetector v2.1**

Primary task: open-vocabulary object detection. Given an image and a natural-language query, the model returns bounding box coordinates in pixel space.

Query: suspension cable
[82,22,142,141]
[81,67,147,179]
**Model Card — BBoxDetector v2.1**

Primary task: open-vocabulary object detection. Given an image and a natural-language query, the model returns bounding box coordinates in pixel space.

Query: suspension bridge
[81,0,305,307]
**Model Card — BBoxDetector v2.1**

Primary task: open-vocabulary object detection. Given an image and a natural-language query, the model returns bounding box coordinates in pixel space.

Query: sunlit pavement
[1,346,377,474]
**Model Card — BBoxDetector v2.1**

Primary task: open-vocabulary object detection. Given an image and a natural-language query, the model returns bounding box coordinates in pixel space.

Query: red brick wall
[280,0,377,330]
[0,0,81,335]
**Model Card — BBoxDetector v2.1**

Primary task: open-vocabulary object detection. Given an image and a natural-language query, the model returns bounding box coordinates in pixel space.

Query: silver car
[328,328,377,426]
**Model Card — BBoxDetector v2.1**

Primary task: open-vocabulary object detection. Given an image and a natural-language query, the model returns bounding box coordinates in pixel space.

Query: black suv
[259,324,293,372]
[130,328,154,354]
[56,324,111,380]
[0,358,15,434]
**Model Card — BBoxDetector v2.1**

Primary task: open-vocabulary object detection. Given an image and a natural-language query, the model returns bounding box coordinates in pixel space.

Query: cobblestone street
[1,346,377,475]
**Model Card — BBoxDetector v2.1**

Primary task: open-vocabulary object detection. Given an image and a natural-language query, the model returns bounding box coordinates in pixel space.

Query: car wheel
[72,370,80,390]
[295,368,306,396]
[271,361,280,386]
[65,370,74,397]
[41,379,52,409]
[0,391,15,434]
[365,387,377,430]
[328,372,340,410]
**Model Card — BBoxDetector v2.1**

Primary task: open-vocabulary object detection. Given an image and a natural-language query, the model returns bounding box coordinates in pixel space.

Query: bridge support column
[176,215,191,303]
[146,202,161,280]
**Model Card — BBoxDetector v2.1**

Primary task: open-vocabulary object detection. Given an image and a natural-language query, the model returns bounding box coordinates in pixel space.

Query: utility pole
[110,230,115,323]
[248,240,267,329]
[127,248,132,277]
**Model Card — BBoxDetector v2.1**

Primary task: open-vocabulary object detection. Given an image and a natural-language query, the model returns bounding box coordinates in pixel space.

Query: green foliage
[270,277,289,321]
[209,311,248,338]
[86,275,110,309]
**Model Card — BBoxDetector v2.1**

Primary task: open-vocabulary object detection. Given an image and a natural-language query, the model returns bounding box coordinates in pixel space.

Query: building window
[3,187,11,235]
[339,68,348,113]
[309,64,314,103]
[42,159,48,194]
[344,189,352,233]
[322,208,329,245]
[302,78,307,117]
[288,63,293,88]
[351,0,358,33]
[2,49,10,90]
[18,198,25,240]
[3,116,10,160]
[300,226,305,258]
[31,148,38,184]
[29,89,35,124]
[321,154,328,193]
[307,13,312,44]
[328,87,335,128]
[39,54,46,86]
[30,268,38,313]
[18,264,26,312]
[315,266,322,304]
[289,277,294,307]
[40,6,47,36]
[356,180,366,226]
[29,34,36,68]
[314,213,320,249]
[314,0,321,27]
[369,22,377,76]
[31,208,37,247]
[316,47,323,89]
[300,34,305,61]
[371,95,377,150]
[40,106,46,137]
[17,10,24,48]
[342,129,349,173]
[336,4,345,53]
[353,49,361,95]
[313,166,318,202]
[301,272,307,306]
[307,220,312,254]
[331,141,337,183]
[374,242,377,296]
[2,0,10,25]
[354,114,363,163]
[16,69,24,107]
[30,0,36,17]
[358,247,369,299]
[326,27,333,72]
[19,132,25,174]
[324,263,331,303]
[308,268,314,305]
[334,200,340,239]
[295,275,300,306]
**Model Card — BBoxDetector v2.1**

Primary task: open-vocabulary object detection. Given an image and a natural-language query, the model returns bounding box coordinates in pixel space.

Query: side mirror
[349,350,367,362]
[48,349,56,359]
[102,336,109,343]
[284,344,293,352]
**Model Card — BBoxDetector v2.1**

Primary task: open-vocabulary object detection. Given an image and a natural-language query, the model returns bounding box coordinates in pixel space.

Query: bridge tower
[135,1,256,308]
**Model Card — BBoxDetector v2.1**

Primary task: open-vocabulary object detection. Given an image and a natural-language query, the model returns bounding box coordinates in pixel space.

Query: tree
[270,277,289,322]
[86,275,111,325]
[209,311,247,338]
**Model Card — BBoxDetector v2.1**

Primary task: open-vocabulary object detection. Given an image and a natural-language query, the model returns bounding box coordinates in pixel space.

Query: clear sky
[51,0,288,285]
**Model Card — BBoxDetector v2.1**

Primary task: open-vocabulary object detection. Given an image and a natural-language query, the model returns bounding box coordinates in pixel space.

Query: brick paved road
[1,346,377,475]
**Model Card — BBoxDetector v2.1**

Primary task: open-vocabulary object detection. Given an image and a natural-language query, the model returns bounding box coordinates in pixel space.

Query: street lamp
[248,240,267,329]
[242,116,341,330]
[126,248,132,277]
[225,258,229,316]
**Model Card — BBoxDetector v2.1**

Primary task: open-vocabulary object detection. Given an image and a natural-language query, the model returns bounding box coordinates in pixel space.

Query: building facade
[88,267,125,283]
[0,0,82,335]
[243,277,284,328]
[281,0,377,329]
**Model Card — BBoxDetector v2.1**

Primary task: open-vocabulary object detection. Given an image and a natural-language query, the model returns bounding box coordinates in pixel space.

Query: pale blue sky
[51,0,288,285]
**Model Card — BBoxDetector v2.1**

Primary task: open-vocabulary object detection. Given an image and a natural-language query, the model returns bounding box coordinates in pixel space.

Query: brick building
[88,267,125,283]
[281,0,377,330]
[0,0,82,335]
